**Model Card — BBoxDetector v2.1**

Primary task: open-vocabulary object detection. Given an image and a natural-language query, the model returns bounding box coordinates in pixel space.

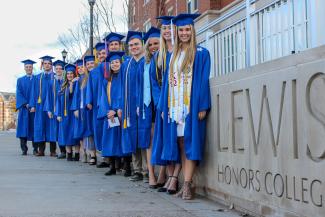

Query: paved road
[0,131,243,217]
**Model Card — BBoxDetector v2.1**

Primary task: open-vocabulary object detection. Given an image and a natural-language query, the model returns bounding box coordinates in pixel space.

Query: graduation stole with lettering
[123,58,133,129]
[168,52,193,121]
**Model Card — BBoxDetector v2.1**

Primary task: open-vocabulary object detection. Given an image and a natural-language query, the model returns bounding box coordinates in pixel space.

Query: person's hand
[25,104,29,109]
[108,110,116,119]
[57,116,62,122]
[136,107,140,116]
[30,107,36,113]
[47,111,53,119]
[72,77,79,82]
[74,110,79,118]
[117,109,122,119]
[161,112,164,119]
[198,111,207,120]
[87,104,93,110]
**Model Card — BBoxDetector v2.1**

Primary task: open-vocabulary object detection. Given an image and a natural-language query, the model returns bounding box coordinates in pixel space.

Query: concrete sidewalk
[0,132,243,217]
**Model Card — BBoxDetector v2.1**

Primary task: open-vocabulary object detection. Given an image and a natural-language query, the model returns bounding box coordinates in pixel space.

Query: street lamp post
[61,49,68,62]
[88,0,96,55]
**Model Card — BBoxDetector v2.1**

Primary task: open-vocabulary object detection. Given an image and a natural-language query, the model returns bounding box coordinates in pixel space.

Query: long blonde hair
[169,25,197,75]
[144,40,153,64]
[157,25,171,71]
[81,67,89,89]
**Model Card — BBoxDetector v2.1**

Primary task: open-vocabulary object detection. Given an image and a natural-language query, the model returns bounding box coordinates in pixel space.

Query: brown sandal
[182,181,193,200]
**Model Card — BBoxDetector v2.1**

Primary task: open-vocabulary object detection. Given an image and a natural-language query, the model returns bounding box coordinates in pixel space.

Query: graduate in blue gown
[71,58,96,164]
[16,59,37,155]
[98,51,132,176]
[138,27,162,187]
[151,15,182,194]
[29,55,57,156]
[44,60,66,159]
[82,55,97,165]
[86,42,106,156]
[158,14,211,200]
[121,31,148,181]
[55,64,78,161]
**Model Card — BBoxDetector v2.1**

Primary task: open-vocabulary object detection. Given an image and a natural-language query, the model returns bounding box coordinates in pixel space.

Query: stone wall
[195,45,325,217]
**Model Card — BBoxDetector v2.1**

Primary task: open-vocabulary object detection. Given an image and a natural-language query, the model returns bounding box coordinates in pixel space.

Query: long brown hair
[60,71,75,93]
[157,24,172,71]
[169,25,197,75]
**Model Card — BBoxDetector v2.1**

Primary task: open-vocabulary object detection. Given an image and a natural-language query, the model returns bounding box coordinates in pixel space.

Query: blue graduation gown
[16,75,34,141]
[120,57,144,154]
[136,60,153,149]
[150,52,171,166]
[85,65,104,151]
[71,75,93,140]
[55,83,77,146]
[29,72,54,143]
[98,73,124,157]
[43,77,62,142]
[158,46,211,161]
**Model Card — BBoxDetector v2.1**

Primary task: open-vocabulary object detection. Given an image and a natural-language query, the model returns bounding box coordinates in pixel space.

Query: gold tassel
[123,119,127,128]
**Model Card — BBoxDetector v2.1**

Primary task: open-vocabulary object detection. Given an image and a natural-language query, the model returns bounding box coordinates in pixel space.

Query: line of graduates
[15,13,211,200]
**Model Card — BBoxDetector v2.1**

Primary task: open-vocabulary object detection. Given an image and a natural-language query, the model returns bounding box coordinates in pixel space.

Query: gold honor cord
[64,88,67,117]
[37,73,44,104]
[123,58,133,129]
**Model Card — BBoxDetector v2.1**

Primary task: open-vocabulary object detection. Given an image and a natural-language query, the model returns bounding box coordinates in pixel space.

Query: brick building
[128,0,236,31]
[0,92,16,131]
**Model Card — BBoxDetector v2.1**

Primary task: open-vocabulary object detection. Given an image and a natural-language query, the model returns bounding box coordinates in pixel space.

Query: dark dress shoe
[22,152,27,156]
[149,184,158,189]
[50,152,57,157]
[104,168,116,176]
[96,162,110,168]
[67,153,73,161]
[129,172,143,181]
[36,152,45,157]
[157,187,167,192]
[74,153,80,161]
[57,153,66,159]
[33,150,38,156]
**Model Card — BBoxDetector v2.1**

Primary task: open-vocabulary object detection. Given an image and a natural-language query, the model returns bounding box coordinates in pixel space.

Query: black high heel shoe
[89,156,97,165]
[167,176,178,195]
[157,176,171,192]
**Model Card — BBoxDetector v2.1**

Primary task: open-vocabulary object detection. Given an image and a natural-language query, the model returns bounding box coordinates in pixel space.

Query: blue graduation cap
[106,51,125,62]
[21,59,36,65]
[74,59,83,67]
[84,55,95,63]
[104,32,125,43]
[126,31,143,44]
[53,60,66,68]
[65,64,76,73]
[156,16,174,25]
[95,42,105,51]
[172,13,200,27]
[143,27,160,43]
[39,55,55,62]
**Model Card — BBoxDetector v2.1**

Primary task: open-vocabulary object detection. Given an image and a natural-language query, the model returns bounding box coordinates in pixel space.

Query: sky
[0,0,126,93]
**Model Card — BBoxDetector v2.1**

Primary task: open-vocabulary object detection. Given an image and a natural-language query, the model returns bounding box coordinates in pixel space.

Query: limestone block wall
[195,45,325,217]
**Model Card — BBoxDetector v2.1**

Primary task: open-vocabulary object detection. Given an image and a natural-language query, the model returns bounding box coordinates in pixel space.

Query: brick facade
[128,0,237,31]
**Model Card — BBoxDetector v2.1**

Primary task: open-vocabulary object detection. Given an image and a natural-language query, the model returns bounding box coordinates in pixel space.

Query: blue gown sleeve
[70,81,80,111]
[157,66,169,111]
[29,77,37,108]
[97,82,109,119]
[198,49,211,112]
[55,92,62,117]
[85,73,93,106]
[16,78,27,110]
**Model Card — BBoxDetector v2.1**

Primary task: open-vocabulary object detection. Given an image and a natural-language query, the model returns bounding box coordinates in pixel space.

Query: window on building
[144,0,150,4]
[144,20,151,31]
[187,0,198,13]
[167,7,173,16]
